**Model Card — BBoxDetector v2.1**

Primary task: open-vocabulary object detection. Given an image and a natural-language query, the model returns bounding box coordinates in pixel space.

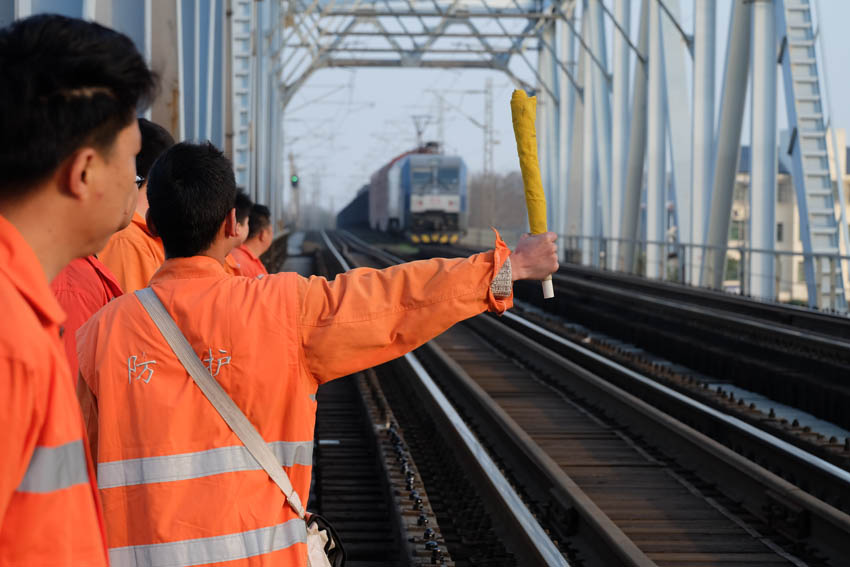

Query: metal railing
[561,234,850,313]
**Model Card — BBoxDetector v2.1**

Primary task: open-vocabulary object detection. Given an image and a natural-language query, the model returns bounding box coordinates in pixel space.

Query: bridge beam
[750,0,777,299]
[646,0,666,280]
[690,0,716,285]
[703,0,751,289]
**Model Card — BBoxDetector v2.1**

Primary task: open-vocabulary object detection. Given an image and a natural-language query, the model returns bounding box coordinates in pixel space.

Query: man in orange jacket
[51,118,176,381]
[0,14,156,566]
[223,189,252,276]
[77,142,558,566]
[230,203,273,278]
[99,118,175,292]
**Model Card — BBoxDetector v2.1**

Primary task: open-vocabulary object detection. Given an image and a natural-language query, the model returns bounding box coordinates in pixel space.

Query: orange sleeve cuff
[487,227,514,314]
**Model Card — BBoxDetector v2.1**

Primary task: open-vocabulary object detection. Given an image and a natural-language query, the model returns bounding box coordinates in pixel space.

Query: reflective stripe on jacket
[0,214,108,566]
[77,233,512,566]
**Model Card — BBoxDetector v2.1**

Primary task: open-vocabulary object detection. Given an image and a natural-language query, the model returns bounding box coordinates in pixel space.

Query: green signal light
[291,175,299,183]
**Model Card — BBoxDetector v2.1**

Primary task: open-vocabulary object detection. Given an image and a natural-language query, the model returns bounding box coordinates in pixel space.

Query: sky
[281,0,850,216]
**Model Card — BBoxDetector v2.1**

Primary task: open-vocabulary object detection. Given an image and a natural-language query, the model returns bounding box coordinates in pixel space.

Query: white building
[729,129,849,304]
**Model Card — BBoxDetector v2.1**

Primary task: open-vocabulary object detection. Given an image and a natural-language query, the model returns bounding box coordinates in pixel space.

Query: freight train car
[368,144,467,244]
[336,184,370,229]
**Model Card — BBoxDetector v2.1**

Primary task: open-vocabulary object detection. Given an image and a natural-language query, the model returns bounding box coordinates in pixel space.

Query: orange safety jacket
[99,212,165,293]
[77,233,511,566]
[51,256,123,380]
[0,215,108,566]
[230,244,268,278]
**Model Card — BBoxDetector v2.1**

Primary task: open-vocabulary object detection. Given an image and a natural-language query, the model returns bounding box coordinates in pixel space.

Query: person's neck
[242,238,263,257]
[196,238,238,264]
[135,188,149,217]
[0,197,78,282]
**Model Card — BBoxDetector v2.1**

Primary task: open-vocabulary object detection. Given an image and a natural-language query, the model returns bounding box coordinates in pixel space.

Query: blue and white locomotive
[367,144,468,244]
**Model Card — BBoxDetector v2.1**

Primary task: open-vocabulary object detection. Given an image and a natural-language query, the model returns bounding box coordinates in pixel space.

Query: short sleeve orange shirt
[0,215,108,566]
[51,256,123,379]
[222,252,241,276]
[98,212,165,293]
[230,244,268,278]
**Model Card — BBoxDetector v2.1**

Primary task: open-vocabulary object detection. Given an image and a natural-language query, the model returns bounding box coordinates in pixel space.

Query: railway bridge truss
[4,0,849,310]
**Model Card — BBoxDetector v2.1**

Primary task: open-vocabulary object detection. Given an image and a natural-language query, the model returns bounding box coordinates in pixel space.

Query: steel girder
[619,0,648,273]
[750,0,777,300]
[659,0,691,262]
[588,0,612,259]
[645,0,666,279]
[609,0,630,270]
[277,0,579,109]
[556,2,576,251]
[702,0,751,289]
[579,7,597,266]
[689,0,715,285]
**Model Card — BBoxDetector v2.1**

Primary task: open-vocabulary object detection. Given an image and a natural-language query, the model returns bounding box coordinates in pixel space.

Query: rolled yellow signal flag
[510,89,554,298]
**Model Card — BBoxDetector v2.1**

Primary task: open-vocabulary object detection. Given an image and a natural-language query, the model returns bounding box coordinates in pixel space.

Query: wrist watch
[490,256,512,299]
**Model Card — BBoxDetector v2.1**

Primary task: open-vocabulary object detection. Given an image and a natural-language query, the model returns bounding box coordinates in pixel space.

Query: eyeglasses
[135,175,145,189]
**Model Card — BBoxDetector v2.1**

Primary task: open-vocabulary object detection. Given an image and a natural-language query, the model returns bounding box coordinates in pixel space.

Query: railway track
[414,242,850,466]
[525,269,850,430]
[328,229,850,566]
[311,374,403,566]
[298,242,456,566]
[508,270,850,461]
[553,263,850,337]
[315,233,568,567]
[420,243,850,337]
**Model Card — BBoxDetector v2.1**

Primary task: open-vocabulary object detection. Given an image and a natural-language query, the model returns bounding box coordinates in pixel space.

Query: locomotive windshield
[437,167,459,192]
[411,168,432,194]
[411,164,460,195]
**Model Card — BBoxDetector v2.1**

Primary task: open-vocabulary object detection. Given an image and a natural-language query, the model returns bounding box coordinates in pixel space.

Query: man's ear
[260,226,272,244]
[63,147,98,200]
[223,208,238,238]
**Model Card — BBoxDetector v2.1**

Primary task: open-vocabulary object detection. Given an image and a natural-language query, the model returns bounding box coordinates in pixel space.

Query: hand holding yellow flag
[510,89,554,298]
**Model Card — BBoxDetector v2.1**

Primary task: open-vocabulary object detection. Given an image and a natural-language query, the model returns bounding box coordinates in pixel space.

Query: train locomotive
[337,143,468,244]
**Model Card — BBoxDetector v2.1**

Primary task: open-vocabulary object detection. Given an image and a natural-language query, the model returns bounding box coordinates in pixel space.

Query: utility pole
[428,79,499,174]
[483,78,494,176]
[288,152,299,229]
[311,174,319,229]
[437,96,444,150]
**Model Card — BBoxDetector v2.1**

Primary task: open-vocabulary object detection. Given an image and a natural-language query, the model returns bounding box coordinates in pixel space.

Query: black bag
[307,513,345,567]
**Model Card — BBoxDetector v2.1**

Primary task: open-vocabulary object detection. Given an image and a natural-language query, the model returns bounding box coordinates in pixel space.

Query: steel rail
[558,262,850,339]
[553,272,850,355]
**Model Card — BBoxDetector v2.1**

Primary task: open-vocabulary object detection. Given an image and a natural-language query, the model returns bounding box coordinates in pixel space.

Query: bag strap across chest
[134,287,306,519]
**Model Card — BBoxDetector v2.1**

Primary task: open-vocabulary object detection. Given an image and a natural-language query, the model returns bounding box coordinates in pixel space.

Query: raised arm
[298,231,558,383]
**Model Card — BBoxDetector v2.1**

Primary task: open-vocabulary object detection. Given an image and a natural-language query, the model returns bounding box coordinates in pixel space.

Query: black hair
[147,142,236,258]
[234,190,252,223]
[247,204,271,240]
[0,14,157,193]
[137,118,175,179]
